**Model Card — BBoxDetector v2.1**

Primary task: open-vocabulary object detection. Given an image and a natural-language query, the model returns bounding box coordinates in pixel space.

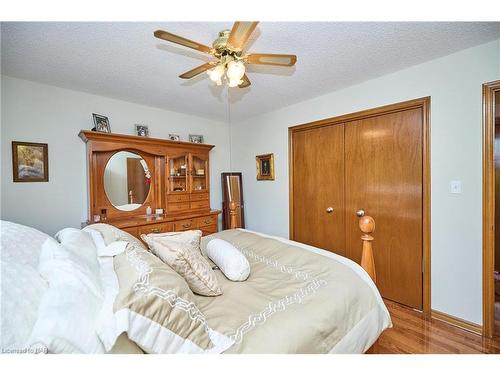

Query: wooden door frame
[289,97,431,316]
[482,80,500,338]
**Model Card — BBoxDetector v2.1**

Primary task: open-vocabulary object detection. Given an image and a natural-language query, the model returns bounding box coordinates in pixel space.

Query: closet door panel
[292,124,345,255]
[345,108,423,309]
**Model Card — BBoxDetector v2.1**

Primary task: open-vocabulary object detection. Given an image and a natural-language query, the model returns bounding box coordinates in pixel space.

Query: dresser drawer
[190,192,209,201]
[190,200,210,210]
[201,225,217,236]
[167,194,189,203]
[197,215,216,228]
[168,202,190,212]
[174,219,196,231]
[137,223,174,236]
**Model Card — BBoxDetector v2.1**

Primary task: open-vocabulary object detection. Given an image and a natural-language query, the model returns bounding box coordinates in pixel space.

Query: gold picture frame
[12,141,49,182]
[256,153,275,180]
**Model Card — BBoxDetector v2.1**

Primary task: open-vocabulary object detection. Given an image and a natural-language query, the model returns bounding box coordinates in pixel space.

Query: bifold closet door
[291,124,346,255]
[344,108,423,309]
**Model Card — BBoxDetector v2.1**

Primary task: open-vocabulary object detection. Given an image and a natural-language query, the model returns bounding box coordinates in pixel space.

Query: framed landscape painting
[12,141,49,182]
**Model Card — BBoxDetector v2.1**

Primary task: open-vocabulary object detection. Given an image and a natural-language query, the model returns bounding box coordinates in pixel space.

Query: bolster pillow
[206,239,250,282]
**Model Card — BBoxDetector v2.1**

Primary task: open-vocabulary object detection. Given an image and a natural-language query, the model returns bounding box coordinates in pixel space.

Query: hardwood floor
[367,300,500,354]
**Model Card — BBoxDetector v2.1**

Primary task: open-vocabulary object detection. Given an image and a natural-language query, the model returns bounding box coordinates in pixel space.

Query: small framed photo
[92,113,111,133]
[189,134,204,144]
[169,134,180,141]
[256,153,275,181]
[12,141,49,182]
[135,124,149,137]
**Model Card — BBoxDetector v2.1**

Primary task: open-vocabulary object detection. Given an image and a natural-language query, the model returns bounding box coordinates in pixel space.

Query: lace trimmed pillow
[141,232,222,297]
[142,230,202,249]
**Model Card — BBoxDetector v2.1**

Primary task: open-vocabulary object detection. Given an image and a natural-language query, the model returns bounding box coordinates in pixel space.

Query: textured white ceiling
[2,22,500,121]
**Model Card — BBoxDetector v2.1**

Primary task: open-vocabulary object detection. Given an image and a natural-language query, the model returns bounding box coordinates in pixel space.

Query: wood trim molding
[288,97,431,316]
[431,309,482,335]
[422,98,432,317]
[79,130,215,151]
[482,80,500,338]
[289,97,430,133]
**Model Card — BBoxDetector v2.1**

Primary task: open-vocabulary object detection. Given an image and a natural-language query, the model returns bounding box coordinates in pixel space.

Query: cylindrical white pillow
[206,239,250,281]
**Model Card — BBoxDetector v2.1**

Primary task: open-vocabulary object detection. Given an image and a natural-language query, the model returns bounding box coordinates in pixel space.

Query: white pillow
[27,238,105,353]
[0,220,49,352]
[83,223,147,250]
[206,239,250,281]
[54,228,100,281]
[38,237,102,297]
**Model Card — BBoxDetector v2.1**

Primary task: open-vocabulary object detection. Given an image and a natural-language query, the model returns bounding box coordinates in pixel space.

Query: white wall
[230,39,500,325]
[1,76,230,235]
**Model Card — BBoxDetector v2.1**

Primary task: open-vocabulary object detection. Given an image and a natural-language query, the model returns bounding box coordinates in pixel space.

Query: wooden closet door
[291,124,345,255]
[345,108,423,309]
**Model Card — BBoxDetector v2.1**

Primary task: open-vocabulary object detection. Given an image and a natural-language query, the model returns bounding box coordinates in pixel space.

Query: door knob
[356,209,365,217]
[326,207,334,213]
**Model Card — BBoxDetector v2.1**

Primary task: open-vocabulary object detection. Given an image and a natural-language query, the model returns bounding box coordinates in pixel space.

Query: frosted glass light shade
[226,60,245,82]
[207,64,225,85]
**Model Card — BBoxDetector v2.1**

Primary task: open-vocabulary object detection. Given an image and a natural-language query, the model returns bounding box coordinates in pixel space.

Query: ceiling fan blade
[154,30,212,54]
[179,62,216,79]
[246,53,297,66]
[238,74,251,88]
[227,22,259,51]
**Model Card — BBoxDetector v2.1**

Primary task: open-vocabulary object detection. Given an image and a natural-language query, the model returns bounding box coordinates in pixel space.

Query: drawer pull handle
[182,223,191,229]
[204,220,211,224]
[151,229,161,233]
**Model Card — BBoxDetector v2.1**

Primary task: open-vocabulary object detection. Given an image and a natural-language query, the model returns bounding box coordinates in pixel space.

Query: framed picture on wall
[256,153,275,180]
[12,141,49,182]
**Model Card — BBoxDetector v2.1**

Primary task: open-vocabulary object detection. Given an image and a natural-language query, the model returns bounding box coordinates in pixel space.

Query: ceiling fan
[153,22,297,88]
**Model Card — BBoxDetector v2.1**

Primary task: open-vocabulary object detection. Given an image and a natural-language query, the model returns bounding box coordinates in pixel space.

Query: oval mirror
[104,151,151,211]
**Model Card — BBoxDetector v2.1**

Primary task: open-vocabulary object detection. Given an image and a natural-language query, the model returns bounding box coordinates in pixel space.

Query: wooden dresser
[79,130,221,238]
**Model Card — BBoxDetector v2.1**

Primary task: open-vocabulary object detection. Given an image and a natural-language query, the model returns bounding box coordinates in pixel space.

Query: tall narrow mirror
[221,172,245,229]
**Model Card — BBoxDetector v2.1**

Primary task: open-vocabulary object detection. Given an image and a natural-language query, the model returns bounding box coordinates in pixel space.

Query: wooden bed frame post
[360,216,376,283]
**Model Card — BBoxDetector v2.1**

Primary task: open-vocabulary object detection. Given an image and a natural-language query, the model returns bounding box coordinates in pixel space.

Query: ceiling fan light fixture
[154,22,296,89]
[226,60,246,82]
[207,64,225,84]
[227,77,242,88]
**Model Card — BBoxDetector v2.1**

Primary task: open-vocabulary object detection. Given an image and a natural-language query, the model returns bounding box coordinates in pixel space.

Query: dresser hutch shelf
[79,130,220,238]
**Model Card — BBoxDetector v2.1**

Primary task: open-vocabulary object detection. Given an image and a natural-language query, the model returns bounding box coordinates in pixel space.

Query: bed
[0,219,391,354]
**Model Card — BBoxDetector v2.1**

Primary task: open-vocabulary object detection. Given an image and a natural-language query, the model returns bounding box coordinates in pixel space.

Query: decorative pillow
[142,230,202,248]
[84,223,147,250]
[27,238,105,353]
[206,238,250,281]
[97,242,232,353]
[141,234,222,296]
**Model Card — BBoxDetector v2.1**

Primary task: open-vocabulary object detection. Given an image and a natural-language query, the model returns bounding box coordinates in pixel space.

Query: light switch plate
[449,180,462,194]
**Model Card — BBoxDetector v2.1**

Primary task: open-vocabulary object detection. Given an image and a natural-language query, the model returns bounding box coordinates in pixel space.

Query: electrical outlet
[449,180,462,194]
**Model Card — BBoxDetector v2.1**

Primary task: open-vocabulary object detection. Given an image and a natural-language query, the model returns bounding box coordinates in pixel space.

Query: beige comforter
[195,229,391,353]
[103,226,391,354]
